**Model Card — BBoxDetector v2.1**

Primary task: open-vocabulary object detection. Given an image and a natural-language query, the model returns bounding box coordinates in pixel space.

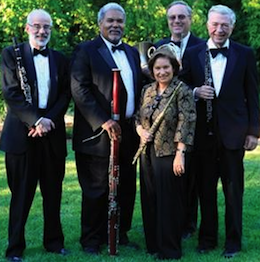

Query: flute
[132,81,183,165]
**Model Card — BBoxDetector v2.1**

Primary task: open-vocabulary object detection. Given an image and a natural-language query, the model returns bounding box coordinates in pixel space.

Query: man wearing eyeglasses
[155,1,204,61]
[1,9,70,262]
[155,0,205,241]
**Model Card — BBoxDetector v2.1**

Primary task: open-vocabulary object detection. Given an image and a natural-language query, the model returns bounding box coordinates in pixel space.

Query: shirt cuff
[34,117,43,126]
[193,87,199,101]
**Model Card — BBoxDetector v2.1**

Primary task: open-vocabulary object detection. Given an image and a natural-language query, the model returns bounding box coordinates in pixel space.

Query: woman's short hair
[148,44,180,78]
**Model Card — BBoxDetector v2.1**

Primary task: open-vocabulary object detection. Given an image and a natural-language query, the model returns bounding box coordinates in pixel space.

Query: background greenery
[0,142,260,261]
[0,0,260,119]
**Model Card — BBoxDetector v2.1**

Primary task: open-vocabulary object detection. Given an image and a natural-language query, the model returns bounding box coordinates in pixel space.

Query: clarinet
[108,69,121,256]
[132,81,183,165]
[12,37,32,104]
[204,49,214,136]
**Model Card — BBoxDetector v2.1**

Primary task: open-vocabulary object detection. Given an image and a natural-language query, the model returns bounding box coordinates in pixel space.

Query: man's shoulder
[188,33,205,46]
[154,37,171,48]
[230,40,252,52]
[2,41,27,55]
[186,41,206,54]
[123,42,139,54]
[50,48,66,56]
[74,36,101,51]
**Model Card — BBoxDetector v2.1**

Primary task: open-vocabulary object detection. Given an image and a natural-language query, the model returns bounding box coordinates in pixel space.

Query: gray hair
[166,1,192,17]
[27,9,53,26]
[97,2,126,24]
[208,5,236,26]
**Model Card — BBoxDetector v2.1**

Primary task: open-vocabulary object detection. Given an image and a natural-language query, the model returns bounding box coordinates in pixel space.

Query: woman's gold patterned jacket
[135,77,196,157]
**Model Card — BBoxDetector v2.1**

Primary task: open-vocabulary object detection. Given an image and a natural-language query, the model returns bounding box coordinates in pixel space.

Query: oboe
[108,69,121,256]
[132,81,183,165]
[12,37,32,104]
[204,49,214,136]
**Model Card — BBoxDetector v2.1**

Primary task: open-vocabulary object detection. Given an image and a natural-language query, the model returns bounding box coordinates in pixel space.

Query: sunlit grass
[0,142,259,261]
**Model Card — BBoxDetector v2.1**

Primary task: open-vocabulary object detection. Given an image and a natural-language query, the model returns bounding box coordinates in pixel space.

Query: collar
[207,38,230,49]
[171,32,191,46]
[100,34,123,53]
[29,43,47,55]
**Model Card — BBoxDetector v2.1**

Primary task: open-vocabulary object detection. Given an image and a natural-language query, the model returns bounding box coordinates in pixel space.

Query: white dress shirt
[207,38,229,97]
[31,46,50,109]
[171,31,191,61]
[101,35,135,118]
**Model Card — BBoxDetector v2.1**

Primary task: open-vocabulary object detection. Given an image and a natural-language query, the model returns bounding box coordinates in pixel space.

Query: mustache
[35,33,49,38]
[108,26,122,32]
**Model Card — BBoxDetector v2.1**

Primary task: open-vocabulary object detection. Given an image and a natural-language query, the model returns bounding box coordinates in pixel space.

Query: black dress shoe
[157,253,181,260]
[6,257,23,262]
[222,249,240,258]
[58,248,70,256]
[119,233,139,249]
[83,246,100,255]
[47,248,70,256]
[182,231,193,240]
[119,233,129,245]
[197,246,216,254]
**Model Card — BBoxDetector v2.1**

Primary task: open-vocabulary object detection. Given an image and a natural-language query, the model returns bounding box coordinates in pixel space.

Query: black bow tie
[170,40,181,47]
[33,48,48,57]
[209,47,228,58]
[111,44,125,53]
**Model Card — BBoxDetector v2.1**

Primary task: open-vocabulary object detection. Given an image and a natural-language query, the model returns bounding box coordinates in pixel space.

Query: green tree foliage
[0,0,259,119]
[242,0,260,70]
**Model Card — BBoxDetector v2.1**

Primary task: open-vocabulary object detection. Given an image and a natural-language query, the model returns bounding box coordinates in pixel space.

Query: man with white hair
[71,2,142,255]
[1,9,70,262]
[180,5,259,258]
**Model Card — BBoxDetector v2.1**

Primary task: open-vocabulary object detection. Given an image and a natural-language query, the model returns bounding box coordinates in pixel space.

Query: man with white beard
[0,9,71,261]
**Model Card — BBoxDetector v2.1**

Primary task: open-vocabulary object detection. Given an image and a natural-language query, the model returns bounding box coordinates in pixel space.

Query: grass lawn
[0,141,259,262]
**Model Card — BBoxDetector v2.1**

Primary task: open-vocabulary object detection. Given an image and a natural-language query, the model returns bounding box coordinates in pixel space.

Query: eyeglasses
[167,14,188,21]
[208,22,231,30]
[28,23,52,31]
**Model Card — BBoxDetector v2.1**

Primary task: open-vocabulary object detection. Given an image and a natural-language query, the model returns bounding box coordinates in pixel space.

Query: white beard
[29,33,51,48]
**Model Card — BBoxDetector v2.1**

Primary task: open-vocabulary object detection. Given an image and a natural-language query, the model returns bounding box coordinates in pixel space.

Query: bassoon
[108,68,121,256]
[132,81,183,165]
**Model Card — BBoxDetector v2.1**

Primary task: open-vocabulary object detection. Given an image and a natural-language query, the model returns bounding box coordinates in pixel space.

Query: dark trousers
[76,119,138,248]
[5,137,65,257]
[197,143,244,250]
[183,151,198,233]
[140,145,184,259]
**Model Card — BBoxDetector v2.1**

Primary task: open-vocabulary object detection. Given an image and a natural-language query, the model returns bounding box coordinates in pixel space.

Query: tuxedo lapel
[97,38,117,69]
[219,42,238,96]
[198,44,207,75]
[47,49,58,108]
[124,44,138,94]
[187,34,196,48]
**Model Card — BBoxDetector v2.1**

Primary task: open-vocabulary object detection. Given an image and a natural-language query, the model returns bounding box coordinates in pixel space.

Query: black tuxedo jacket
[0,42,71,157]
[180,41,260,150]
[155,33,205,51]
[71,35,142,156]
